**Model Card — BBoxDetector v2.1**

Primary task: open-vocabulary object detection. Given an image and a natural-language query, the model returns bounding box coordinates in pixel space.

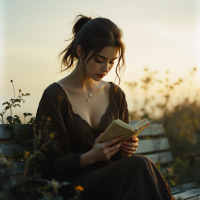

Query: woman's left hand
[120,137,139,158]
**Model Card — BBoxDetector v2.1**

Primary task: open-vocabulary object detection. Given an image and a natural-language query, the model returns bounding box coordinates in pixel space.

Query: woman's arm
[35,90,83,180]
[78,151,95,169]
[79,133,124,168]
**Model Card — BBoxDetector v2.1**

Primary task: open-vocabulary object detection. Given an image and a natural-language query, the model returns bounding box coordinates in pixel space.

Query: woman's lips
[97,74,105,78]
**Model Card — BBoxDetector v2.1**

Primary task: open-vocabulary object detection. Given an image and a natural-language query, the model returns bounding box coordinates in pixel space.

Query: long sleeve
[110,86,129,162]
[118,90,129,124]
[35,90,82,181]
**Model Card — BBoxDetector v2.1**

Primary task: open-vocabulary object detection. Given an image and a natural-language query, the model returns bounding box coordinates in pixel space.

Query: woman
[35,14,175,200]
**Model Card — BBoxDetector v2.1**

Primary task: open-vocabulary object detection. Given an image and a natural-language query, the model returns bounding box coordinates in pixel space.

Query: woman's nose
[102,63,109,73]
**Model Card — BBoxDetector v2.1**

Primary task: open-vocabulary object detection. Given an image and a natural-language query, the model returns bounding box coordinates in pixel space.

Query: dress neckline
[54,81,114,131]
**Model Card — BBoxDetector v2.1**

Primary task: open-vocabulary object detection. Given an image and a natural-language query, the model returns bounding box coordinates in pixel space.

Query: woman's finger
[131,137,139,142]
[122,145,137,152]
[105,136,123,148]
[109,148,120,157]
[122,146,136,154]
[122,141,139,148]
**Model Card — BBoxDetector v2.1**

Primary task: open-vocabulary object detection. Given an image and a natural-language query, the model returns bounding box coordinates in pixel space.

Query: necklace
[71,74,96,103]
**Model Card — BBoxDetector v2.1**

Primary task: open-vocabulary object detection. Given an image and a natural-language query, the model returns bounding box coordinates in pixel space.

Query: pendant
[89,93,92,97]
[87,99,89,102]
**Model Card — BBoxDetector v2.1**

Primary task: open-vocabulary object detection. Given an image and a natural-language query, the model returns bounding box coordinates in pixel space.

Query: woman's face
[83,46,119,81]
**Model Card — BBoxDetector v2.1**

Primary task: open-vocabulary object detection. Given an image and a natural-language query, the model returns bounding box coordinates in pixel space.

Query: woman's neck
[69,63,97,91]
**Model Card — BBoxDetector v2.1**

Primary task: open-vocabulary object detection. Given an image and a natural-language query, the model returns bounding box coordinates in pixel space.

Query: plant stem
[11,80,15,99]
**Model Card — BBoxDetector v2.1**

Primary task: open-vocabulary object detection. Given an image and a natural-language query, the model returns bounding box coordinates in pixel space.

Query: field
[126,67,200,186]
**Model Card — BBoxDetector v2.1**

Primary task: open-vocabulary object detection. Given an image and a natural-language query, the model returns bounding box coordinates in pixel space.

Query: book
[99,119,151,144]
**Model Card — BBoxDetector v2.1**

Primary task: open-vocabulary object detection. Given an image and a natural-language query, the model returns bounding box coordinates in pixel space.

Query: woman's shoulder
[109,81,126,98]
[40,83,67,104]
[42,82,65,97]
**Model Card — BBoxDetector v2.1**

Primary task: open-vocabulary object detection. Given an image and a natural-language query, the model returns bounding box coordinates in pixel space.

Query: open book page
[116,119,134,131]
[126,123,151,141]
[134,119,150,131]
[99,121,133,143]
[99,119,151,144]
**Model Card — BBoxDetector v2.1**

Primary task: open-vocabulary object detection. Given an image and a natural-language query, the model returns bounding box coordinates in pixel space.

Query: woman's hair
[58,13,126,87]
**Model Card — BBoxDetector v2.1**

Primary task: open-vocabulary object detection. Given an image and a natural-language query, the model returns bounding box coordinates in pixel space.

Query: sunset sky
[0,0,199,120]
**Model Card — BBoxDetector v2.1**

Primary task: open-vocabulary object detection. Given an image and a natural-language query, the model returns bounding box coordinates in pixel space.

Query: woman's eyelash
[95,59,114,64]
[95,59,102,63]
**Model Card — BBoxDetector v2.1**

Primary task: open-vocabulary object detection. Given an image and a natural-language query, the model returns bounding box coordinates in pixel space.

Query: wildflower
[75,185,84,191]
[24,151,30,157]
[49,133,54,138]
[47,117,51,122]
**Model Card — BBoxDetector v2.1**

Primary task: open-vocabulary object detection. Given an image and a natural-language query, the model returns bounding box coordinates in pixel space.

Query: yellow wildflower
[75,185,84,191]
[24,151,30,157]
[47,117,51,122]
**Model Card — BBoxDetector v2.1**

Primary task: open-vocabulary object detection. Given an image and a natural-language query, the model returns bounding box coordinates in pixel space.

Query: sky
[0,0,200,121]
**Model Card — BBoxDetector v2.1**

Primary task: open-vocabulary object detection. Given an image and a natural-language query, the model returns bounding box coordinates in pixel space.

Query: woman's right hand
[90,133,124,162]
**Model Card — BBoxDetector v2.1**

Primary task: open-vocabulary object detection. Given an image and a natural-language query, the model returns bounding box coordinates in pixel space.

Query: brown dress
[35,82,175,200]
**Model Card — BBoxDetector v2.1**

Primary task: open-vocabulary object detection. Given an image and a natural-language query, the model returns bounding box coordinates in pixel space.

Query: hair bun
[73,15,92,36]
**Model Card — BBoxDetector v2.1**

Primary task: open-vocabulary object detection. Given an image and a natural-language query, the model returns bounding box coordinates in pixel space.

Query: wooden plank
[171,182,198,195]
[135,138,170,154]
[143,152,174,164]
[0,124,33,140]
[185,196,200,200]
[0,122,165,139]
[0,125,13,140]
[0,141,33,157]
[129,121,165,137]
[0,161,33,175]
[0,137,170,157]
[173,188,200,200]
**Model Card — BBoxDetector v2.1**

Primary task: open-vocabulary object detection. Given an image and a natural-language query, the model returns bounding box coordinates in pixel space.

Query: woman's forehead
[97,46,119,59]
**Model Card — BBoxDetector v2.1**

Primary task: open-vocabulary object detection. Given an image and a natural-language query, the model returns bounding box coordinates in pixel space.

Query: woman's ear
[77,45,84,58]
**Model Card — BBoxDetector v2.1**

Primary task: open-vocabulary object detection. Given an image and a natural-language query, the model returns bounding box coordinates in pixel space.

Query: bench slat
[0,142,33,157]
[143,152,174,164]
[0,122,166,139]
[0,124,33,140]
[171,182,198,195]
[173,188,200,200]
[0,125,12,140]
[0,138,170,157]
[135,138,170,154]
[0,161,33,175]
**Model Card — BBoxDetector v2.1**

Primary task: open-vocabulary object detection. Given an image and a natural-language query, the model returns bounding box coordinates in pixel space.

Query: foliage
[126,67,200,186]
[0,80,83,200]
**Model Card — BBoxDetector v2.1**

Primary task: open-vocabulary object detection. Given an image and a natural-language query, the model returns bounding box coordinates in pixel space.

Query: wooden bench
[0,121,199,199]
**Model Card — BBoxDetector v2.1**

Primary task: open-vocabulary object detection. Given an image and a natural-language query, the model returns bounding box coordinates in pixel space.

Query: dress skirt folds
[35,82,175,200]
